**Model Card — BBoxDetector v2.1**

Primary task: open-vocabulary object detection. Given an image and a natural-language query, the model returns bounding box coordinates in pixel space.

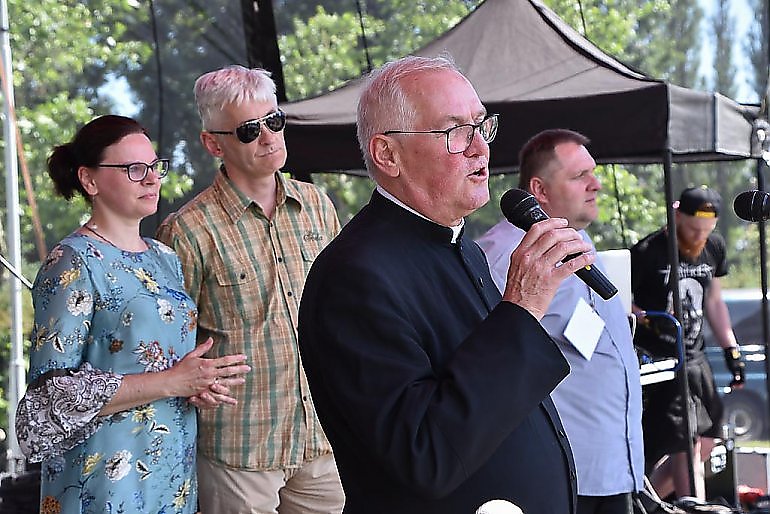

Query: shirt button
[302,395,308,401]
[287,291,293,297]
[239,272,246,280]
[277,257,283,262]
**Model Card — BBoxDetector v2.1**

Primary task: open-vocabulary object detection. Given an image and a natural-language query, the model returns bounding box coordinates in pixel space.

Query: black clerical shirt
[298,190,577,514]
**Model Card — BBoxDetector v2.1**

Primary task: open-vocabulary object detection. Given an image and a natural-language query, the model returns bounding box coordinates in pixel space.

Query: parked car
[702,288,770,441]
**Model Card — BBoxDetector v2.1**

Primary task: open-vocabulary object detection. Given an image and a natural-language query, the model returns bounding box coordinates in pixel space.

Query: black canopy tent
[280,0,759,176]
[280,0,763,497]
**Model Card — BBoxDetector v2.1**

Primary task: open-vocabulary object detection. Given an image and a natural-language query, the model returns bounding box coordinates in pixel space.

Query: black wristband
[724,347,745,384]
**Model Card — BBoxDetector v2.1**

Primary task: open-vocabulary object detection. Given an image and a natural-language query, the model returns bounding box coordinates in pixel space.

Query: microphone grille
[500,189,533,216]
[500,188,539,224]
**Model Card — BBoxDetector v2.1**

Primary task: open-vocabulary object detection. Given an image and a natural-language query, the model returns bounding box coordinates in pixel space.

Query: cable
[0,252,31,290]
[148,0,164,151]
[147,0,165,228]
[355,0,373,73]
[609,163,629,248]
[576,0,588,36]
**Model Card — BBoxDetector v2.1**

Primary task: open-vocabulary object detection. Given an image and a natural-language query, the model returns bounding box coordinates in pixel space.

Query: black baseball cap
[677,186,721,218]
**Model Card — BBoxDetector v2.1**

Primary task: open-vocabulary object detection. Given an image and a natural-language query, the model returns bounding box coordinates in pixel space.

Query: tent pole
[759,0,770,471]
[0,0,25,476]
[757,149,770,455]
[663,149,696,495]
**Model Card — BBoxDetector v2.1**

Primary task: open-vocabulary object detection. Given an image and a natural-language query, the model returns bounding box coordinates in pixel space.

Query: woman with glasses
[16,115,250,514]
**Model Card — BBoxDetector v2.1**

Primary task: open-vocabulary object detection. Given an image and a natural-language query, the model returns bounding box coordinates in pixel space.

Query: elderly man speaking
[298,55,594,514]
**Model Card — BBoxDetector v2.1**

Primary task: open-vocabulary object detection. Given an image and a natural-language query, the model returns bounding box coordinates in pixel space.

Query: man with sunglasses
[298,55,590,513]
[477,129,644,514]
[156,65,343,514]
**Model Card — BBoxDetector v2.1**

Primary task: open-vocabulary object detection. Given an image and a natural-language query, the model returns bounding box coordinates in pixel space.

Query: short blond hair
[194,65,277,129]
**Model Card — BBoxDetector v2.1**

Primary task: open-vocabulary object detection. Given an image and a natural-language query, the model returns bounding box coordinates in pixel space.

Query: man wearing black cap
[631,186,745,501]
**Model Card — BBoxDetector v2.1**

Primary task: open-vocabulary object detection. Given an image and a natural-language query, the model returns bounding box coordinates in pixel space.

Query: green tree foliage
[279,1,479,101]
[712,0,738,98]
[544,0,668,61]
[626,0,704,87]
[746,0,769,101]
[9,0,152,257]
[706,0,760,289]
[278,0,482,221]
[280,7,384,99]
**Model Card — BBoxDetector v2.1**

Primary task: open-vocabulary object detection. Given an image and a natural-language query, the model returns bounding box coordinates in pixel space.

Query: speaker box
[734,447,770,492]
[706,445,770,505]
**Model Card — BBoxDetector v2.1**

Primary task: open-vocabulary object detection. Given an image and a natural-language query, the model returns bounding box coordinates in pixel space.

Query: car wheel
[722,391,766,441]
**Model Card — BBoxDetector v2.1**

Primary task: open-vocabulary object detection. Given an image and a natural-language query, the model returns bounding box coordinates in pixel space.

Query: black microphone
[733,190,770,222]
[500,188,618,300]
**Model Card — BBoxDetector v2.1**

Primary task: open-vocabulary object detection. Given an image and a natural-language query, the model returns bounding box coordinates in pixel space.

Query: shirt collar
[215,165,302,223]
[375,185,464,243]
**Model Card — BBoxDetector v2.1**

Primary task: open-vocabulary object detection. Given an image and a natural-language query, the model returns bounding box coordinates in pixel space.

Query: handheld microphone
[475,499,524,514]
[500,188,618,300]
[733,190,770,222]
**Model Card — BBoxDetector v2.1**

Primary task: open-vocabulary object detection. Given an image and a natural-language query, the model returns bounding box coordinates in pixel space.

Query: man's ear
[200,132,224,158]
[370,135,400,178]
[529,176,547,204]
[78,166,98,196]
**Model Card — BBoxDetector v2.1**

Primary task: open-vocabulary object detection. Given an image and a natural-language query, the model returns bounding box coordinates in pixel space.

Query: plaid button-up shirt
[156,170,341,470]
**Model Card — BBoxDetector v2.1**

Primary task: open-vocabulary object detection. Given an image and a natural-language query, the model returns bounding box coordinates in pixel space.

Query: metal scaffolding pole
[0,0,26,475]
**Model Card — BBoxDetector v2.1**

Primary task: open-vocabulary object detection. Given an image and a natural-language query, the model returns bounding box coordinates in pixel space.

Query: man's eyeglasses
[98,158,170,182]
[208,110,287,144]
[383,114,499,154]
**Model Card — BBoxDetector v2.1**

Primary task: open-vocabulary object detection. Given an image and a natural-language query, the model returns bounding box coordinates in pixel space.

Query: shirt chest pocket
[213,260,258,287]
[300,237,324,267]
[209,258,260,328]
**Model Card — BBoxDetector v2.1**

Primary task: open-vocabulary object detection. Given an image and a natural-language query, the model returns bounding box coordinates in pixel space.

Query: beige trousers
[197,453,345,514]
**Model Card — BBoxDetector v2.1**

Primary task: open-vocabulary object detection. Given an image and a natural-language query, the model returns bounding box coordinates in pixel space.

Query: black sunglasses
[208,110,287,144]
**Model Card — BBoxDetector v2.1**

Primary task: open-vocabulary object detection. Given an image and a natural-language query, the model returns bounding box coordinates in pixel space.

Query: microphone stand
[756,121,770,468]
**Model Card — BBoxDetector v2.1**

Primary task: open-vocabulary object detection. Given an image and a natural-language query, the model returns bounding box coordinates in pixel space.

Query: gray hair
[194,65,277,129]
[356,55,460,173]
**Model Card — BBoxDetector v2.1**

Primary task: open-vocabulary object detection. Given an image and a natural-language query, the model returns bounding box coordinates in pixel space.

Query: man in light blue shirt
[477,129,643,514]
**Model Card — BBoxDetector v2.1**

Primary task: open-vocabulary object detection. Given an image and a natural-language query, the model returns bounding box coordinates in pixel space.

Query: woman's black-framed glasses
[98,158,170,182]
[383,113,499,154]
[208,110,287,144]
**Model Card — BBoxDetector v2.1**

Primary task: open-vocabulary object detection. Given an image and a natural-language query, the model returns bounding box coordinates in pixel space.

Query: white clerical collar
[376,185,464,243]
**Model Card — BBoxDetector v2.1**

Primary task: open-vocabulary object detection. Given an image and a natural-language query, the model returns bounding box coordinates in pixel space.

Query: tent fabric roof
[281,0,758,175]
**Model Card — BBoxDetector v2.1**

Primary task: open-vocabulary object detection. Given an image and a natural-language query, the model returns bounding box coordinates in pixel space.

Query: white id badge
[563,297,605,360]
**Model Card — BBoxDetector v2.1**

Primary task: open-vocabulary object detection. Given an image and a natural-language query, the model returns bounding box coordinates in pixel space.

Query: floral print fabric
[18,234,198,514]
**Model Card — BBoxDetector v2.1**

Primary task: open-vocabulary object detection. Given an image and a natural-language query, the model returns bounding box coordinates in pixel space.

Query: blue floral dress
[16,233,198,514]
